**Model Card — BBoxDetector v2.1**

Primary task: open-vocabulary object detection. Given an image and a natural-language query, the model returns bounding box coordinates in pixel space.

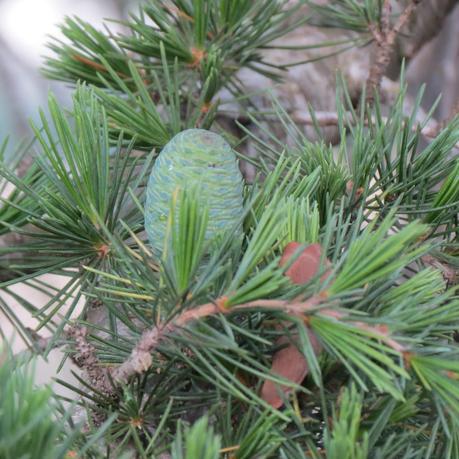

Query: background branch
[366,0,421,103]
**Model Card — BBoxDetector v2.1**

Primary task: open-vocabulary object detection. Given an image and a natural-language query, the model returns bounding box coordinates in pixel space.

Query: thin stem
[366,0,421,104]
[110,292,407,387]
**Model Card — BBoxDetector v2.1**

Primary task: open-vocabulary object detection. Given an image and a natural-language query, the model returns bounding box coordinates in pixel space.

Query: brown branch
[72,54,109,73]
[72,54,141,83]
[110,293,408,388]
[380,0,393,39]
[67,326,114,397]
[287,110,441,137]
[111,296,323,385]
[366,0,422,104]
[288,110,456,147]
[225,108,452,145]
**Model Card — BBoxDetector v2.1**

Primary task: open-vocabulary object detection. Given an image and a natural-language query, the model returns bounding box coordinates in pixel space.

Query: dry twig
[366,0,422,104]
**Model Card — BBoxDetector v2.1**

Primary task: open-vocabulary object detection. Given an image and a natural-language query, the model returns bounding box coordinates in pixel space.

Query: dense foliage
[1,1,459,457]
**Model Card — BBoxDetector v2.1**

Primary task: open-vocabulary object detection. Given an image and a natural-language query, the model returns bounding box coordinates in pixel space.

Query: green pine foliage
[1,0,459,457]
[0,351,72,459]
[0,348,117,458]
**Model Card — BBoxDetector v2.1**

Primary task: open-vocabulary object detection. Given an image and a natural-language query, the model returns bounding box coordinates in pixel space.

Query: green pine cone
[145,129,244,257]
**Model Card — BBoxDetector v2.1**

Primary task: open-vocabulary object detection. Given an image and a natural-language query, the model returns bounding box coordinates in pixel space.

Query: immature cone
[145,129,244,257]
[261,242,329,409]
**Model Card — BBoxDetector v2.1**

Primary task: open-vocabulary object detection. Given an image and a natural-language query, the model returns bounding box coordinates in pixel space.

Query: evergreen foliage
[1,0,459,457]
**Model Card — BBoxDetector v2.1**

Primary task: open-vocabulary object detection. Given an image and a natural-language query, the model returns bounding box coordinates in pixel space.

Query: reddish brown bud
[261,330,322,409]
[280,242,331,285]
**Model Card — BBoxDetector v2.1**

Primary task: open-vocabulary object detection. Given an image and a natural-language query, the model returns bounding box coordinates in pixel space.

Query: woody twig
[366,0,422,105]
[110,294,407,388]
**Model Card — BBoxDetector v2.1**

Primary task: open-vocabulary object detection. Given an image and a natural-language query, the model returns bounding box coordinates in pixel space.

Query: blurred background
[0,0,141,150]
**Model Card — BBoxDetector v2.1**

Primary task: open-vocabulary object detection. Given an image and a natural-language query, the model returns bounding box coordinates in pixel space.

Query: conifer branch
[111,296,321,385]
[229,108,456,146]
[110,293,408,387]
[366,0,422,104]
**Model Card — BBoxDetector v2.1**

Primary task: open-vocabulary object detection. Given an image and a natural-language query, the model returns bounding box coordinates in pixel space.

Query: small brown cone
[261,242,330,408]
[261,330,322,409]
